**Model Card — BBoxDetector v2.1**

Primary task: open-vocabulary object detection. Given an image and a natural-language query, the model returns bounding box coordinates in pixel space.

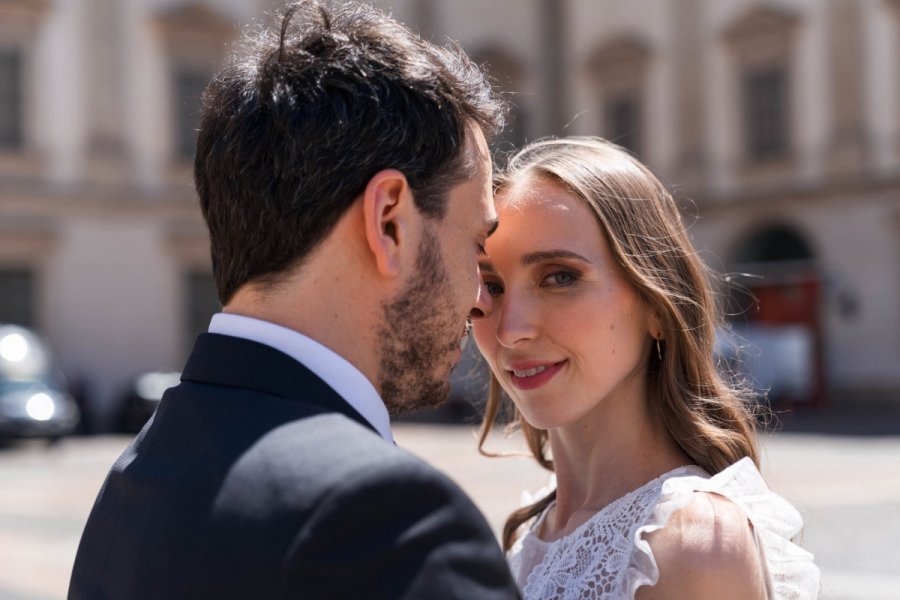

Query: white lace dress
[508,458,820,599]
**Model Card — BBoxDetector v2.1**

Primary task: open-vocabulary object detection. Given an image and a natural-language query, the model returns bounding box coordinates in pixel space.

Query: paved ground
[1,422,898,599]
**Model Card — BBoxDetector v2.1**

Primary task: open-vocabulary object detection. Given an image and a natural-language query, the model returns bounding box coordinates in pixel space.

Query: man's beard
[378,227,465,416]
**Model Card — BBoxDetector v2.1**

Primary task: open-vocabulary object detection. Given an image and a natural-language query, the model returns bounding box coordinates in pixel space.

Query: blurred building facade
[0,0,274,429]
[1,0,898,429]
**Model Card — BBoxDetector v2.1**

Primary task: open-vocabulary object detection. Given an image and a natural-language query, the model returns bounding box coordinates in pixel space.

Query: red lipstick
[507,360,566,390]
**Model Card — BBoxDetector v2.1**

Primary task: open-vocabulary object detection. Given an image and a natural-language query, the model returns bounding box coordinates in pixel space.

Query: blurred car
[118,340,495,430]
[115,370,181,433]
[0,324,80,441]
[715,323,815,405]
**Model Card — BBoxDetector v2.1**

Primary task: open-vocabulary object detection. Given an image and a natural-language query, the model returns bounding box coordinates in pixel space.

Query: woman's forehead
[495,187,603,244]
[497,175,577,211]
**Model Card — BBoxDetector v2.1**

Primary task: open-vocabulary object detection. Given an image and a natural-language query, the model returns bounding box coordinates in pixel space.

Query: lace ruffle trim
[622,457,821,600]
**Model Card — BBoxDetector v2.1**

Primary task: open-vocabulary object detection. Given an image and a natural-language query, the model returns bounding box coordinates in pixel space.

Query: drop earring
[656,338,662,361]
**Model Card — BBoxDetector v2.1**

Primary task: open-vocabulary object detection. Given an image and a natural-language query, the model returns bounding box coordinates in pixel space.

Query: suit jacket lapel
[181,333,379,435]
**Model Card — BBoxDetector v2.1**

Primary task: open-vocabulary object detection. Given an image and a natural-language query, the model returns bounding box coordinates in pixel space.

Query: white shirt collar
[208,313,393,443]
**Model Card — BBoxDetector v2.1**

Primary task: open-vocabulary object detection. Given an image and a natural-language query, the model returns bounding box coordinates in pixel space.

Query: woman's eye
[483,280,504,296]
[541,270,578,287]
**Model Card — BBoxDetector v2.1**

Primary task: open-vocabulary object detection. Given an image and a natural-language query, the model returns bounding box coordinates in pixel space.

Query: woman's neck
[542,394,691,541]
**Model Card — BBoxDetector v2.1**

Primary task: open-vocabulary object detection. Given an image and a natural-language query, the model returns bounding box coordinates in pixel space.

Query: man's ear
[362,169,418,277]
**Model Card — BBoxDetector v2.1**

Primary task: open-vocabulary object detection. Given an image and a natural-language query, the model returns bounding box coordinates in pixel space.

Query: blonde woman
[472,138,819,599]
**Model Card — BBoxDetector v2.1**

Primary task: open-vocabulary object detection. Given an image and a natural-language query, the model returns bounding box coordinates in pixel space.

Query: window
[174,67,209,161]
[0,268,35,327]
[154,4,235,166]
[607,94,641,156]
[470,47,528,155]
[743,67,787,160]
[734,224,814,264]
[184,271,219,350]
[0,49,23,150]
[723,7,798,167]
[586,37,651,161]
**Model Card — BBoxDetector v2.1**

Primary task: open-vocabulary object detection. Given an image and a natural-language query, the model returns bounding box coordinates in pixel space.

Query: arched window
[733,224,814,265]
[153,3,236,167]
[723,7,800,165]
[0,223,57,332]
[586,37,651,158]
[728,221,818,319]
[727,223,824,405]
[0,0,49,174]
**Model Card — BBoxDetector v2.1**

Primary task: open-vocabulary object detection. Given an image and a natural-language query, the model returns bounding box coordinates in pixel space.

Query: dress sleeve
[622,458,821,599]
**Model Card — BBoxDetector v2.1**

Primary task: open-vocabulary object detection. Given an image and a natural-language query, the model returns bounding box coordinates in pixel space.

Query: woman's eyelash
[480,267,581,296]
[483,280,504,296]
[541,270,580,286]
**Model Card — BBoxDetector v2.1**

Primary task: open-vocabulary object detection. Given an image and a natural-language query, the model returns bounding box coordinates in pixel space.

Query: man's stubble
[378,226,465,416]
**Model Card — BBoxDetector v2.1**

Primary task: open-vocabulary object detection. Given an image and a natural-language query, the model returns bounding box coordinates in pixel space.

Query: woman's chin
[516,408,559,432]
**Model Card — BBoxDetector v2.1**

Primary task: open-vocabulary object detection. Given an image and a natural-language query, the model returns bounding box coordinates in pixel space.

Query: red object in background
[746,276,825,407]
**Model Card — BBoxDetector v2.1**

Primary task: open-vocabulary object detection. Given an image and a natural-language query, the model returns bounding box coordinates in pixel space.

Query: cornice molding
[722,6,800,61]
[586,36,652,87]
[0,0,49,25]
[153,2,237,52]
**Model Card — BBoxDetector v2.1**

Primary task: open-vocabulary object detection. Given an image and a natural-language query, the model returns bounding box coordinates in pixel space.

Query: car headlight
[0,333,29,362]
[26,392,56,421]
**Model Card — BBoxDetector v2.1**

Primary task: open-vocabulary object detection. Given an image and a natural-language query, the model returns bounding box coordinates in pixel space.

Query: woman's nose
[495,293,538,348]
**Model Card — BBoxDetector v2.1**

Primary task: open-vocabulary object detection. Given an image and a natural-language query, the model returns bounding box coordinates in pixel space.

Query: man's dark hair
[195,0,504,304]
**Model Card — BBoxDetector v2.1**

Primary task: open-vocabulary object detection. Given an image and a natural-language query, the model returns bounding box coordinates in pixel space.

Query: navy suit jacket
[69,333,519,599]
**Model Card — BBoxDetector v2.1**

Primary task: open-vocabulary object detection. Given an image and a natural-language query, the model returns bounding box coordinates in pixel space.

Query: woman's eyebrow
[522,250,591,266]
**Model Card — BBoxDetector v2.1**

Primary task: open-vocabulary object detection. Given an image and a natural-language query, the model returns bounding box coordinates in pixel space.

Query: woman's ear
[648,309,664,341]
[362,169,417,278]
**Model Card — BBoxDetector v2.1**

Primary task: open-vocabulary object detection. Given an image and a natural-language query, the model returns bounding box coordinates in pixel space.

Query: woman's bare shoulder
[635,491,767,599]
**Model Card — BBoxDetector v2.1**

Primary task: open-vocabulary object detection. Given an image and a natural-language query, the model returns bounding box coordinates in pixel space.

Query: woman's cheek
[472,322,496,358]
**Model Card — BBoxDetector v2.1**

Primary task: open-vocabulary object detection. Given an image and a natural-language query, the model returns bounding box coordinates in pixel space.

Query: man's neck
[223,276,383,395]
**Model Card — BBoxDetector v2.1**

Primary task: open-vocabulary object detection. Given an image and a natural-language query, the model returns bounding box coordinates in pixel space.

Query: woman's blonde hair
[477,137,760,551]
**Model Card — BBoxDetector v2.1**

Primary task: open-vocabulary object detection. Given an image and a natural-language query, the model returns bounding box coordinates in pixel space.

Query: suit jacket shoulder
[69,334,519,599]
[218,414,517,598]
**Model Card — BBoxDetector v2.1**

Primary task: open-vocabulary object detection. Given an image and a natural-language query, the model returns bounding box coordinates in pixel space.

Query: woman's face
[472,176,657,431]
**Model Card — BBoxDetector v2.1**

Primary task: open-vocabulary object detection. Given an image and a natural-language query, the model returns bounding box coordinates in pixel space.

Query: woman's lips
[507,360,566,390]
